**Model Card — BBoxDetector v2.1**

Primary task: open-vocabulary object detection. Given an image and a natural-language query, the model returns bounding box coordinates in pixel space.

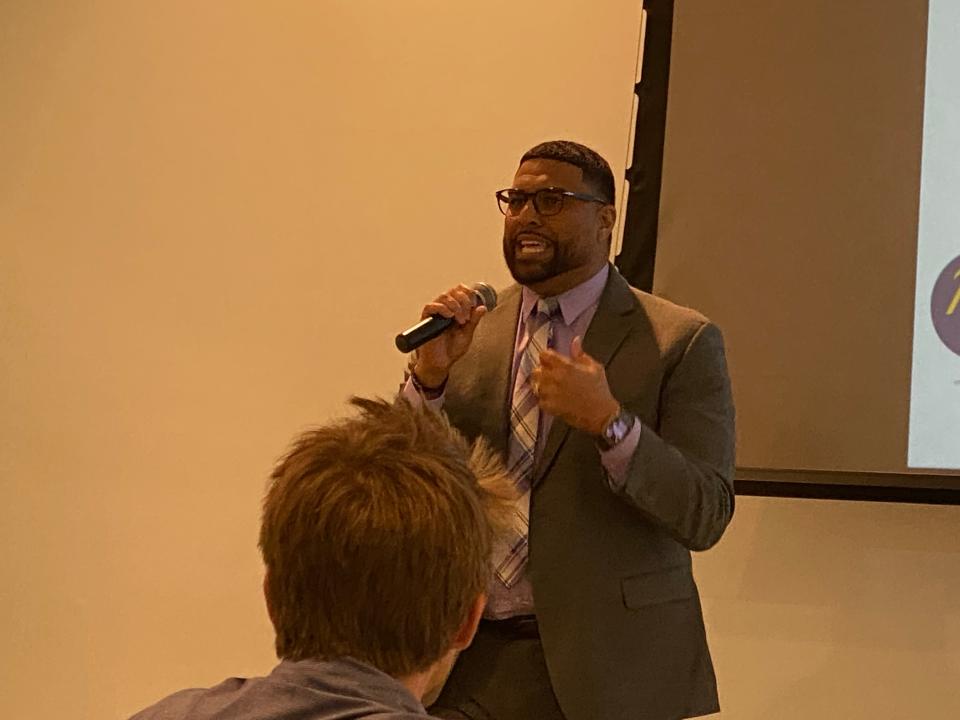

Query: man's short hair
[521,140,616,206]
[259,397,511,678]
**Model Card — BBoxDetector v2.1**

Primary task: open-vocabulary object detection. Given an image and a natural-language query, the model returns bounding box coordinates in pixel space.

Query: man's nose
[516,196,543,223]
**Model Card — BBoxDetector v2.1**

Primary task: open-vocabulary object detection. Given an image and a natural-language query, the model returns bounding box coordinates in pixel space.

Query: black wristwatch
[596,405,636,451]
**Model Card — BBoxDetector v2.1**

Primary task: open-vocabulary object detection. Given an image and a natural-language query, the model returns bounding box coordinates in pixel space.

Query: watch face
[604,410,634,447]
[611,418,628,440]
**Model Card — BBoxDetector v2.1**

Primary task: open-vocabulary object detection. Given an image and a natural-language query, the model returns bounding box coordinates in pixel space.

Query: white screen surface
[908,0,960,470]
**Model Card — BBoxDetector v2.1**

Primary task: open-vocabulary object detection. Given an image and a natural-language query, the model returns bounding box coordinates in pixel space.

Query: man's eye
[538,192,563,209]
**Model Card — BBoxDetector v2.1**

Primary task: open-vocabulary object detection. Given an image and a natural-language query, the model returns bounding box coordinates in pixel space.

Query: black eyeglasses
[495,187,609,217]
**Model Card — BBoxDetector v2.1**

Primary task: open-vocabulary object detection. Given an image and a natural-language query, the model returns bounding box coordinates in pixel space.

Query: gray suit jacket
[443,267,736,720]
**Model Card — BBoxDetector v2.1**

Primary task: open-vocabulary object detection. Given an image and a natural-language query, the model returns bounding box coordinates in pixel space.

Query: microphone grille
[472,282,498,311]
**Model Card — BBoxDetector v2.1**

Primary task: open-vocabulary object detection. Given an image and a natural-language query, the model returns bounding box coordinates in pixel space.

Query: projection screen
[653,0,960,491]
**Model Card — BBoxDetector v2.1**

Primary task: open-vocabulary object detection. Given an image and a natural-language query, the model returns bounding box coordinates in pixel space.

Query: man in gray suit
[403,140,735,720]
[130,398,512,720]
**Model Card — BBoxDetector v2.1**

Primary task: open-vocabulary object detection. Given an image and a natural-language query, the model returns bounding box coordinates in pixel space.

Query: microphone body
[395,283,497,353]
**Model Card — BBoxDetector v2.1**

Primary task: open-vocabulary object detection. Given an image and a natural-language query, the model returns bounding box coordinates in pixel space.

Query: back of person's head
[259,397,510,678]
[520,139,616,206]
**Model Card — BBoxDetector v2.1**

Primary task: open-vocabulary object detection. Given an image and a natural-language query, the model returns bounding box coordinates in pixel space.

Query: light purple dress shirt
[402,264,640,618]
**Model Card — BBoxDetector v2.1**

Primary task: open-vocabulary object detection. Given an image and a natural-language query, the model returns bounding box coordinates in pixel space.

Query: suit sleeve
[614,321,736,551]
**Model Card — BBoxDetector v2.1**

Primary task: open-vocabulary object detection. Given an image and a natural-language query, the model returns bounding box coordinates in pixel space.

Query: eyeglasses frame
[494,186,610,216]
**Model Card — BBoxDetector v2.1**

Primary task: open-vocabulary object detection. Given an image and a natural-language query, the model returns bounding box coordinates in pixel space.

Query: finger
[529,366,542,395]
[535,382,561,413]
[422,300,456,320]
[536,394,558,415]
[449,287,475,324]
[538,349,570,368]
[468,305,487,326]
[570,336,597,367]
[570,336,585,359]
[435,294,469,324]
[533,364,563,397]
[461,305,487,335]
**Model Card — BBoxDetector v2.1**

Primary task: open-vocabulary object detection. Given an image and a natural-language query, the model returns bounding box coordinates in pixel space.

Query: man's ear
[598,204,617,245]
[451,593,486,651]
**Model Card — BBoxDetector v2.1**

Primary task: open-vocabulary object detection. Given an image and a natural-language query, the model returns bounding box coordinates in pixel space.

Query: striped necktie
[494,297,560,588]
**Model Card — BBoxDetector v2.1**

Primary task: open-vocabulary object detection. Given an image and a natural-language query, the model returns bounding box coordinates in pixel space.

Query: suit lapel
[533,267,638,486]
[473,284,522,457]
[580,268,637,365]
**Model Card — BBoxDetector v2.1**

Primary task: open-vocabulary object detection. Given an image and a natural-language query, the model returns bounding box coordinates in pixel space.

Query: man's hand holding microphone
[399,283,621,438]
[407,284,490,391]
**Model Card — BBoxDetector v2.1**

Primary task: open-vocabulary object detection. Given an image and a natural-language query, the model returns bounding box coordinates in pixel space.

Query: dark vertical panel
[615,0,674,292]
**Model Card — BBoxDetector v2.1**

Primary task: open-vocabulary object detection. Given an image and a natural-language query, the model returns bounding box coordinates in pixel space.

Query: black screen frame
[616,0,960,505]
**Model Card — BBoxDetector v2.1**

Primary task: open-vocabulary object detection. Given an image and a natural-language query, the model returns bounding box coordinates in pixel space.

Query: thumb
[571,335,589,362]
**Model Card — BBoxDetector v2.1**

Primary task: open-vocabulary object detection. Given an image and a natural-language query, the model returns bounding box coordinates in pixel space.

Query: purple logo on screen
[931,254,960,357]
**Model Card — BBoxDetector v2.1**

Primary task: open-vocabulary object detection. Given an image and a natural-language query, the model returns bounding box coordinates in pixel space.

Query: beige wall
[0,2,641,718]
[696,497,960,719]
[2,3,957,720]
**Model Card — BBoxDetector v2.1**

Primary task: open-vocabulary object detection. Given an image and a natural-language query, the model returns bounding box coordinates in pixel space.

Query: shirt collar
[520,263,610,326]
[270,657,425,714]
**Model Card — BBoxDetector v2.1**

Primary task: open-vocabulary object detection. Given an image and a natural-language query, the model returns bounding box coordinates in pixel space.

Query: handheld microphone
[395,283,497,353]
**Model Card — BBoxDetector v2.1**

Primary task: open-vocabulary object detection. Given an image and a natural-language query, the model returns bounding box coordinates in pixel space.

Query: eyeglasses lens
[534,190,563,216]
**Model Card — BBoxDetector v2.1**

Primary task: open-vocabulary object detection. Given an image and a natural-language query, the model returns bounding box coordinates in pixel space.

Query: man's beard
[503,234,566,286]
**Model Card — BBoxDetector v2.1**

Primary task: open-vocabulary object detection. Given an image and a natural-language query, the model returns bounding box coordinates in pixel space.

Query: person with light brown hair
[130,397,512,720]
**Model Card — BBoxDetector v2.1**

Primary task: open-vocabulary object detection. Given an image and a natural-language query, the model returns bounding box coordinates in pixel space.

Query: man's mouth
[514,234,552,258]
